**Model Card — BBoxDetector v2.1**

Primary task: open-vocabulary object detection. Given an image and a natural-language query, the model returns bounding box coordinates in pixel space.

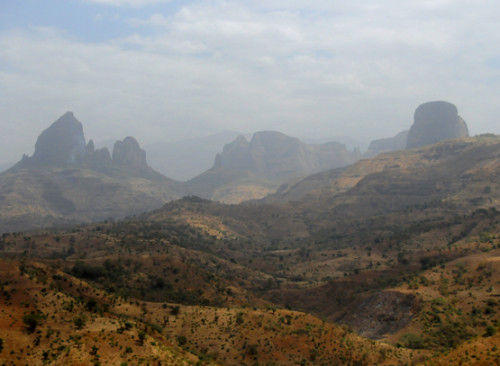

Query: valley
[1,103,500,365]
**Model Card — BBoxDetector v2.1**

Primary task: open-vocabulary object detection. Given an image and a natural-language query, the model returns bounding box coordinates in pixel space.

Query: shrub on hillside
[399,333,425,349]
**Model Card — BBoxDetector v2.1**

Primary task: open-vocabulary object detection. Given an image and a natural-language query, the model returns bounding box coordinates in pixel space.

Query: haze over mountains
[0,101,474,233]
[0,112,184,232]
[144,131,244,181]
[144,133,369,181]
[3,101,500,365]
[186,131,361,203]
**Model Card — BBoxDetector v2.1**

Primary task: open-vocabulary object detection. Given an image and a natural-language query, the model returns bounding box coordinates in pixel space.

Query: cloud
[127,13,170,28]
[1,0,500,165]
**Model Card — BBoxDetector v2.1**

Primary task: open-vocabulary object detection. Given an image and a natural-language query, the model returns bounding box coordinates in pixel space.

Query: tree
[137,330,147,345]
[170,305,180,315]
[23,312,43,333]
[399,333,425,349]
[176,335,187,346]
[74,316,86,329]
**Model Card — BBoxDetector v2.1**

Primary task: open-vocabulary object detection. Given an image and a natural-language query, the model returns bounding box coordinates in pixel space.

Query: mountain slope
[269,134,500,209]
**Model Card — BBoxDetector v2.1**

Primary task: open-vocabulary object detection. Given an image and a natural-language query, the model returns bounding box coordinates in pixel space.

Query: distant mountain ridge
[0,112,364,231]
[11,112,165,181]
[0,101,476,231]
[0,112,184,232]
[186,130,361,203]
[267,134,500,211]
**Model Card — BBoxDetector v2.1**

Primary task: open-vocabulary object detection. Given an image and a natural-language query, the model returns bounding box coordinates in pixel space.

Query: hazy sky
[2,0,500,163]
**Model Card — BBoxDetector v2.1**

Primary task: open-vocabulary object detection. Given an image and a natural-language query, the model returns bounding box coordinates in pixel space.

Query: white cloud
[128,13,170,27]
[1,0,500,165]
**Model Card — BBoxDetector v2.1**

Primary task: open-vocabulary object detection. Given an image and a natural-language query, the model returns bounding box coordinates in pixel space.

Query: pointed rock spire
[31,111,87,166]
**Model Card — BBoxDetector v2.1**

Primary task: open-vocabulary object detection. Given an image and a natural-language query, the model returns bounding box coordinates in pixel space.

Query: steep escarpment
[17,112,87,167]
[406,101,469,149]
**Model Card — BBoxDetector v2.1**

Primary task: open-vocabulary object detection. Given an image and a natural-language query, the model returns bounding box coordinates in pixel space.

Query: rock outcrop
[10,112,162,181]
[29,111,87,166]
[406,101,469,149]
[112,136,148,169]
[214,135,251,171]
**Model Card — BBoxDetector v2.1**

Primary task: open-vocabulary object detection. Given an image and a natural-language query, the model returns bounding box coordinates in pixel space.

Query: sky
[1,0,500,163]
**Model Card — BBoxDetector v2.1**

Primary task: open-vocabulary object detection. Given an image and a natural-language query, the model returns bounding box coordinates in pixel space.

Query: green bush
[176,335,187,346]
[74,316,86,329]
[137,330,147,345]
[22,312,44,333]
[399,333,425,349]
[170,305,180,315]
[485,325,497,337]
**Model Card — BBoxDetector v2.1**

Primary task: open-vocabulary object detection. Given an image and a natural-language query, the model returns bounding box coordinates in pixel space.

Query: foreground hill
[0,112,185,232]
[0,257,424,365]
[1,189,499,364]
[0,260,213,365]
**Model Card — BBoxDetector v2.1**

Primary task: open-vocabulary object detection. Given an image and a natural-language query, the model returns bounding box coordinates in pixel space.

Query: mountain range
[0,100,473,232]
[1,100,499,365]
[0,112,184,232]
[0,111,364,231]
[186,131,361,203]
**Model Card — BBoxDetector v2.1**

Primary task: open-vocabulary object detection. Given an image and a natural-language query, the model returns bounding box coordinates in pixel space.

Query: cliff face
[112,136,148,169]
[30,111,87,166]
[406,101,469,149]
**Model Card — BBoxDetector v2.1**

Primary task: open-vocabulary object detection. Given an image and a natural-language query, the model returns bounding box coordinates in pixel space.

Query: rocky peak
[86,139,95,154]
[216,135,250,171]
[31,111,87,166]
[406,101,469,149]
[112,136,148,168]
